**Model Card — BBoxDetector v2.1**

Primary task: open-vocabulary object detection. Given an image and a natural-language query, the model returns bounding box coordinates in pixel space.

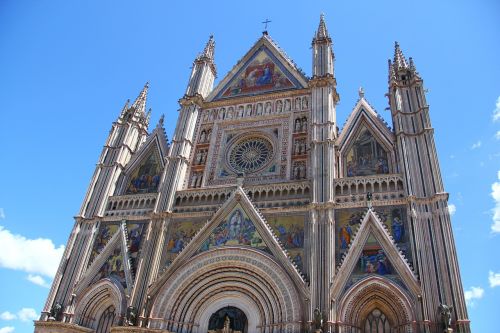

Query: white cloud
[464,286,484,306]
[448,204,456,216]
[495,131,500,140]
[16,309,37,322]
[492,171,500,233]
[489,270,500,288]
[0,312,16,321]
[494,96,500,122]
[0,209,4,219]
[0,226,64,278]
[0,327,15,333]
[26,274,50,288]
[471,141,482,150]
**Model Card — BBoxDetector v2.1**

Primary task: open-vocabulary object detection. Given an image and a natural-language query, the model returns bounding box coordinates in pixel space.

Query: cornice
[203,88,310,108]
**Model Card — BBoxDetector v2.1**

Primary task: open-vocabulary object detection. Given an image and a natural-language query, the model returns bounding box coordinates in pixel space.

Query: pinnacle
[199,35,215,61]
[393,41,409,70]
[315,13,330,39]
[131,82,149,115]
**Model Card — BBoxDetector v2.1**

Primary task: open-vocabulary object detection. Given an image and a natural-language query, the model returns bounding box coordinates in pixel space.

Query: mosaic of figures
[345,126,390,177]
[91,246,127,290]
[200,95,309,124]
[220,50,294,98]
[88,221,148,275]
[199,207,269,254]
[335,206,412,272]
[267,215,306,272]
[125,150,162,194]
[163,218,206,267]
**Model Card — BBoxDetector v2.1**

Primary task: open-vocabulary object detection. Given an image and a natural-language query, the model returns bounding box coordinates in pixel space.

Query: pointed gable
[119,122,169,195]
[208,34,308,101]
[337,97,396,177]
[331,209,420,298]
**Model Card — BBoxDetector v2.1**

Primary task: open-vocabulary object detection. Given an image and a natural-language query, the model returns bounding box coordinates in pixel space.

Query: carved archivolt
[338,276,414,332]
[149,247,303,333]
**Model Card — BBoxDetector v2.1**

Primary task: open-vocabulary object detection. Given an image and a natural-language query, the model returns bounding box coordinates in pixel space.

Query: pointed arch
[337,98,396,178]
[73,278,126,331]
[337,276,415,333]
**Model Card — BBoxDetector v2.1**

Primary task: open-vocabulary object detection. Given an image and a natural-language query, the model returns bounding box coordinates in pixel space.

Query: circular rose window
[228,137,274,174]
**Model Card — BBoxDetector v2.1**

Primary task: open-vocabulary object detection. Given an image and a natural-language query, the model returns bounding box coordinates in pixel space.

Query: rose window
[228,137,274,173]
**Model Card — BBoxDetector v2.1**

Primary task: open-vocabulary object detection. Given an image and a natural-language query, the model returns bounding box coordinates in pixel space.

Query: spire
[388,59,396,83]
[198,35,215,61]
[316,13,330,39]
[131,82,149,115]
[393,41,408,70]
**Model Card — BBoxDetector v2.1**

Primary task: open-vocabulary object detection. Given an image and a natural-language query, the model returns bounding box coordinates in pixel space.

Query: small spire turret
[393,41,408,70]
[198,35,215,61]
[314,13,331,41]
[131,82,149,116]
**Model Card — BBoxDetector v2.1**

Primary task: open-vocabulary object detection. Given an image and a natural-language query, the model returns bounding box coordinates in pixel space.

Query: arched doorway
[208,306,247,333]
[363,308,391,333]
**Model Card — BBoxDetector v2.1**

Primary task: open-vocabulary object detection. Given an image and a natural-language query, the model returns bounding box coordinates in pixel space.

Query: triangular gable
[337,98,396,177]
[150,186,307,296]
[337,97,394,150]
[208,35,308,101]
[331,210,420,298]
[118,125,168,195]
[75,221,137,295]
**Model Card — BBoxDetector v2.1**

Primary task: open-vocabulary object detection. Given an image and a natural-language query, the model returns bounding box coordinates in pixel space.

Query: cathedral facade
[35,16,470,333]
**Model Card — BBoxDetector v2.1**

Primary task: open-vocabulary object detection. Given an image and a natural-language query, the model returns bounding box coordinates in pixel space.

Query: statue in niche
[294,118,301,132]
[276,100,283,113]
[265,102,272,114]
[301,117,308,132]
[284,99,291,111]
[295,97,301,110]
[237,106,244,118]
[302,96,308,109]
[439,304,453,332]
[245,104,252,116]
[299,163,306,179]
[200,130,207,143]
[256,103,263,115]
[196,151,203,164]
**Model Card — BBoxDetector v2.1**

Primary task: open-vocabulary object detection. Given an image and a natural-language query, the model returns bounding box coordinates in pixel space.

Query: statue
[366,192,373,209]
[48,302,63,321]
[222,315,231,333]
[439,304,453,332]
[313,307,323,331]
[126,306,137,326]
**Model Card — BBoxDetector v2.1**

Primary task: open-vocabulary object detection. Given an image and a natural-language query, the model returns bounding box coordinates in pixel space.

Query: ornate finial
[262,18,271,35]
[358,86,365,98]
[131,82,149,116]
[315,13,329,39]
[393,41,408,70]
[158,114,165,127]
[366,192,373,210]
[199,35,215,60]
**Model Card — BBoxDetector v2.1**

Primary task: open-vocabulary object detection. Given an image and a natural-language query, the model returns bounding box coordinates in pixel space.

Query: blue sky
[0,1,499,332]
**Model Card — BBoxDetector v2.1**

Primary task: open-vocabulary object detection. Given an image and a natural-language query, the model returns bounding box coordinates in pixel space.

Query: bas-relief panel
[221,50,293,98]
[125,150,162,194]
[267,215,305,273]
[345,126,389,177]
[336,206,412,292]
[199,206,270,254]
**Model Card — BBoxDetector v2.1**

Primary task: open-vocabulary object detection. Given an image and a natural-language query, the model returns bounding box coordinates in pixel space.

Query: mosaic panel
[125,150,162,194]
[345,125,389,177]
[267,215,305,272]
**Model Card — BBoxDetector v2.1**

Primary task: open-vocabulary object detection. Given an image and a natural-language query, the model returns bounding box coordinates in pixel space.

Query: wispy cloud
[0,209,4,220]
[494,96,500,122]
[448,204,456,216]
[492,171,500,233]
[27,274,51,288]
[489,271,500,288]
[16,309,37,322]
[0,327,15,333]
[464,286,484,306]
[471,141,482,150]
[0,225,64,278]
[0,312,16,321]
[495,131,500,140]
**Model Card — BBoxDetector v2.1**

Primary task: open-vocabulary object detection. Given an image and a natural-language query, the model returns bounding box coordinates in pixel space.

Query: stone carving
[439,304,453,332]
[313,308,323,331]
[48,302,63,321]
[125,306,137,326]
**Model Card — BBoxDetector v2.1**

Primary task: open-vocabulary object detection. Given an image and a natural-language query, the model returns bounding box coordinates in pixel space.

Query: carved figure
[126,306,137,326]
[439,304,453,331]
[301,117,308,132]
[294,118,301,132]
[48,302,63,321]
[313,307,323,330]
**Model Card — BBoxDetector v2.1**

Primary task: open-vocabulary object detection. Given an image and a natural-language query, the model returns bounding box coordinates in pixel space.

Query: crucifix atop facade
[262,18,271,34]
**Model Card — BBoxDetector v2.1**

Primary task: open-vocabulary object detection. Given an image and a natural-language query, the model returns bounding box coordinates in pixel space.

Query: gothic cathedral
[35,16,470,333]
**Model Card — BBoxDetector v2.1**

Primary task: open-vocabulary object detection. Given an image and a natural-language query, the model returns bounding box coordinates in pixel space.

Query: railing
[333,174,405,204]
[104,193,158,217]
